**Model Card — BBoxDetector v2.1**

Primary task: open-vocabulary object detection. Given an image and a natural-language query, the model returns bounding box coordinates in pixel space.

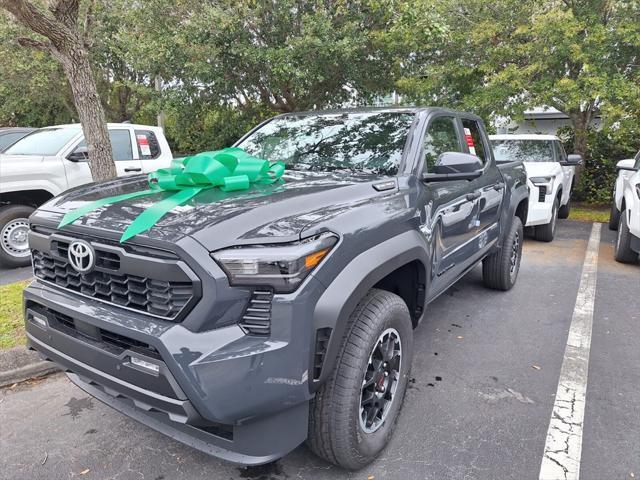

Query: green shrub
[558,126,638,204]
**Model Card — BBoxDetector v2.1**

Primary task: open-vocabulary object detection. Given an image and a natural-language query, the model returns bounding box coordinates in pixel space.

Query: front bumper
[24,279,321,464]
[525,185,554,227]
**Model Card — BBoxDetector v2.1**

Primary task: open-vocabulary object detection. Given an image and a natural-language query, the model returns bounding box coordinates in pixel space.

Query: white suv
[0,123,173,267]
[490,134,581,242]
[609,150,640,263]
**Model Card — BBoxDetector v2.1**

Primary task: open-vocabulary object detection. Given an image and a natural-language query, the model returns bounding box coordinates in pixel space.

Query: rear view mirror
[422,152,483,182]
[67,146,88,162]
[616,159,637,172]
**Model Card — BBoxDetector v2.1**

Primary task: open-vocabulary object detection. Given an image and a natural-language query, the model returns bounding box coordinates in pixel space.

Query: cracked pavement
[1,221,638,480]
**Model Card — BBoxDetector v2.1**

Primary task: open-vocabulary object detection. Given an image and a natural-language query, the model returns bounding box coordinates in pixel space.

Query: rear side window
[461,119,486,164]
[423,116,462,172]
[135,130,161,159]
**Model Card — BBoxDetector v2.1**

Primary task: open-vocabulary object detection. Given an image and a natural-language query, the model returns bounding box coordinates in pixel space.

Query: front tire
[558,197,571,219]
[609,200,620,231]
[534,199,558,242]
[308,289,414,470]
[0,204,35,268]
[482,216,523,291]
[614,211,638,263]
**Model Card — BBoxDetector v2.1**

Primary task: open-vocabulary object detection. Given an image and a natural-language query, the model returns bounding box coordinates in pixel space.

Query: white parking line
[539,223,601,480]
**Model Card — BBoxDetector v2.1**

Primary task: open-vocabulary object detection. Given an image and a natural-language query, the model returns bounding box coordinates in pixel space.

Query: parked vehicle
[0,123,172,267]
[490,134,581,242]
[24,108,528,469]
[0,127,36,153]
[608,150,640,263]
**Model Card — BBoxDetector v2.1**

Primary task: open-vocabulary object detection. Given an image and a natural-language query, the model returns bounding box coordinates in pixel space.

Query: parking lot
[1,220,638,480]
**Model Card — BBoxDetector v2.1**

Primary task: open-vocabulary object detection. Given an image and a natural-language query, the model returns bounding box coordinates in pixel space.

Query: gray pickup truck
[24,108,528,470]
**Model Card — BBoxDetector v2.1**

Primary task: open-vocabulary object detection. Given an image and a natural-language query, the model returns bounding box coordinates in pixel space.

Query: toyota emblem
[68,240,95,273]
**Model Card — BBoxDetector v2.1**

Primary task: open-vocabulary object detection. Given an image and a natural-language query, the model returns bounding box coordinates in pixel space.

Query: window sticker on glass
[464,128,476,156]
[137,134,151,157]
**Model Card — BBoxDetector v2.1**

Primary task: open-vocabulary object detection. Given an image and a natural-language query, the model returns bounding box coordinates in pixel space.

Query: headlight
[530,176,555,192]
[212,233,338,293]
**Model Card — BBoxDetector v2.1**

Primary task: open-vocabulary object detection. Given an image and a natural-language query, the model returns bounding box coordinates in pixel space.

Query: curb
[0,361,60,388]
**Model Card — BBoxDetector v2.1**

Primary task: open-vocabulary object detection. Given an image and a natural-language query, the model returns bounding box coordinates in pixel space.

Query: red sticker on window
[463,128,477,155]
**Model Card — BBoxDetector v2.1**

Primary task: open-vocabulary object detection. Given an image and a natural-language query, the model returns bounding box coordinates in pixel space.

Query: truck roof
[272,106,485,123]
[39,123,164,131]
[489,134,559,141]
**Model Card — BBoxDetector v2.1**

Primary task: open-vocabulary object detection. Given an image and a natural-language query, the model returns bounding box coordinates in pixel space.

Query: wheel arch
[310,230,429,392]
[0,189,55,209]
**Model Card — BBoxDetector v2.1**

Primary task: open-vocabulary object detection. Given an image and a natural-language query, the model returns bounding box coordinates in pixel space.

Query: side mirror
[422,152,483,183]
[563,154,583,166]
[616,159,637,172]
[67,147,88,162]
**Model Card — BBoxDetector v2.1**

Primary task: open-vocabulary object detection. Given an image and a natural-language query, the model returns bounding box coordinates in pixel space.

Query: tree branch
[17,36,50,51]
[0,0,73,47]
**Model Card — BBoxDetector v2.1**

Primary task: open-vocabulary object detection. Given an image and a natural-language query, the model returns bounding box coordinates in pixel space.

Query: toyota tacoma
[24,108,528,469]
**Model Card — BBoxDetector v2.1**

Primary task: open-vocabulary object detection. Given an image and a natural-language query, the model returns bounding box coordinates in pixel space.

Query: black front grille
[33,249,193,320]
[538,186,547,202]
[239,290,273,335]
[37,305,161,360]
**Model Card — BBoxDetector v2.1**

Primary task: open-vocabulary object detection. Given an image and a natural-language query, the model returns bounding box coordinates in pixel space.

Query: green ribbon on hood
[58,147,285,243]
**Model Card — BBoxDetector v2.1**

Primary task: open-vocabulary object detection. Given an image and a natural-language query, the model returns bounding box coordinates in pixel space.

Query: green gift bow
[58,147,286,243]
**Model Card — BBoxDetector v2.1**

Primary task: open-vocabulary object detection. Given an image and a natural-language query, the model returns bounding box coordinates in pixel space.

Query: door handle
[124,167,142,172]
[493,183,505,191]
[466,192,481,201]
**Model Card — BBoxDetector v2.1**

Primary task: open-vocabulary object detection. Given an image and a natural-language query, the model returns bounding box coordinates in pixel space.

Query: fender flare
[502,185,528,246]
[309,230,429,391]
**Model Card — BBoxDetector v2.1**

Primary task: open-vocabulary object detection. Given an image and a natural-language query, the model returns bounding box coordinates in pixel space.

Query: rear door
[418,114,478,297]
[460,117,503,250]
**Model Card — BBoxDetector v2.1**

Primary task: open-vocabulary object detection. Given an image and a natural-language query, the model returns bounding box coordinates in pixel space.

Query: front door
[418,115,479,299]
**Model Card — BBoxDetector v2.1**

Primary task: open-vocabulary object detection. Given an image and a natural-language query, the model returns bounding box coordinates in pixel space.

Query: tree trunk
[155,75,166,131]
[56,44,117,181]
[1,0,117,182]
[569,110,590,160]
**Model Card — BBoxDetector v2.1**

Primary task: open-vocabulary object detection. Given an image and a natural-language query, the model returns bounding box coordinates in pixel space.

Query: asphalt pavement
[1,220,638,480]
[0,265,32,286]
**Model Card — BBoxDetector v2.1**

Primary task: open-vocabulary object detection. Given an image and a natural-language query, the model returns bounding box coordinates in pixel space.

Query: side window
[135,130,161,159]
[423,116,462,172]
[72,130,134,161]
[555,141,567,162]
[461,118,486,164]
[109,129,133,161]
[634,150,640,169]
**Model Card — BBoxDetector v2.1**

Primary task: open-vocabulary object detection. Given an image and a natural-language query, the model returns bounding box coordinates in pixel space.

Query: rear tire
[608,200,620,231]
[0,204,34,268]
[558,197,571,219]
[534,199,558,242]
[308,289,414,470]
[614,211,638,263]
[482,216,523,291]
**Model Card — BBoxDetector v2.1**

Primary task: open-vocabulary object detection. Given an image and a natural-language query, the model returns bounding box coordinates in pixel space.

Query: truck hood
[38,171,394,249]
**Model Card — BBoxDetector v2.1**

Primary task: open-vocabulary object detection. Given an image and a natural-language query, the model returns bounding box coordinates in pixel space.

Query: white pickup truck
[0,123,173,267]
[609,150,640,263]
[490,134,582,242]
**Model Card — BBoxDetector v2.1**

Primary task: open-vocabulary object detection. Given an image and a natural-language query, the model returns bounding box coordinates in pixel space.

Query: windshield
[491,139,555,163]
[4,127,79,156]
[237,112,415,175]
